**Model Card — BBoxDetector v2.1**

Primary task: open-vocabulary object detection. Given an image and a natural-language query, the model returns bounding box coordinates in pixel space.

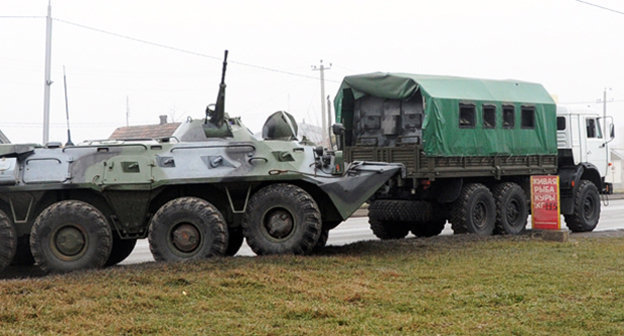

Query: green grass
[2,234,624,335]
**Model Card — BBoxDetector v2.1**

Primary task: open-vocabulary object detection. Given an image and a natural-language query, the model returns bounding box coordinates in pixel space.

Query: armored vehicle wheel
[450,183,496,236]
[225,227,244,256]
[11,236,34,266]
[148,197,228,262]
[565,180,600,232]
[313,229,329,252]
[30,200,112,274]
[242,184,321,255]
[411,218,446,237]
[105,234,137,267]
[0,210,17,272]
[493,182,528,235]
[322,220,342,231]
[314,221,339,252]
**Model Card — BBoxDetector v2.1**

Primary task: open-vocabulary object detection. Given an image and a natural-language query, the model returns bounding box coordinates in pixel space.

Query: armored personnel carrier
[0,52,401,274]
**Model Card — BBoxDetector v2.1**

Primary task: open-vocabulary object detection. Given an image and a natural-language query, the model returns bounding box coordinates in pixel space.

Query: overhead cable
[576,0,624,15]
[0,15,45,19]
[53,17,338,83]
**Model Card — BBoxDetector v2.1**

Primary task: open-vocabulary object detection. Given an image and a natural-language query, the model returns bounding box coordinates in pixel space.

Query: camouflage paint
[0,117,401,239]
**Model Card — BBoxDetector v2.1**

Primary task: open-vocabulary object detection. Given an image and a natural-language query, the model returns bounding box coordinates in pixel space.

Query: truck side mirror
[332,123,345,150]
[610,123,615,139]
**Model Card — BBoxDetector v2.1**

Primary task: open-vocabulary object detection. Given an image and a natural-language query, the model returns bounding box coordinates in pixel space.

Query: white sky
[1,0,623,145]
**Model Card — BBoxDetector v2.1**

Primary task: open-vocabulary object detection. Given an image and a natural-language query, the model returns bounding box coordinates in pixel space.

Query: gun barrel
[220,50,228,85]
[208,50,228,127]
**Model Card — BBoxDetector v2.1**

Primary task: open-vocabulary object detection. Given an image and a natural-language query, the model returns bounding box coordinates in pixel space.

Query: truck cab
[556,105,614,193]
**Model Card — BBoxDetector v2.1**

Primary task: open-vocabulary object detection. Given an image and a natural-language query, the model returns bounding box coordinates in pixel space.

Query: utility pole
[602,88,609,140]
[42,0,53,144]
[601,88,612,169]
[126,96,130,126]
[312,60,331,146]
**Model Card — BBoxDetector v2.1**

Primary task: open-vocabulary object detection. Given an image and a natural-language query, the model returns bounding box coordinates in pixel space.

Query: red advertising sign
[531,175,561,230]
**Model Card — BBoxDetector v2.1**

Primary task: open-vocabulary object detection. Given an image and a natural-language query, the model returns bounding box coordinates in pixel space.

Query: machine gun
[206,50,228,128]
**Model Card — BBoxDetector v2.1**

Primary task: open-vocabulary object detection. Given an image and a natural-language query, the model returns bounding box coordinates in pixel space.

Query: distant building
[109,115,180,140]
[0,130,10,144]
[298,120,325,145]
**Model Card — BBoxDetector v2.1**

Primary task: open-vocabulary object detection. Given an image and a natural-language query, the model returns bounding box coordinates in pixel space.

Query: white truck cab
[556,105,614,185]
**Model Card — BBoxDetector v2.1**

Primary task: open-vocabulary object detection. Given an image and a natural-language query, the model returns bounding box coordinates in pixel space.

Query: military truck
[0,53,401,274]
[332,73,613,238]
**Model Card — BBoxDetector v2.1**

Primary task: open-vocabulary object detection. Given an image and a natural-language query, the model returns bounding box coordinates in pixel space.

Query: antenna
[63,66,74,146]
[327,95,335,150]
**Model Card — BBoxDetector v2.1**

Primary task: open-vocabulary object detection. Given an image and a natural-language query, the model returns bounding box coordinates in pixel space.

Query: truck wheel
[30,200,112,273]
[0,210,17,272]
[11,235,34,266]
[451,222,468,234]
[450,183,496,236]
[411,218,446,237]
[411,202,446,237]
[369,200,429,222]
[148,197,228,262]
[368,200,411,239]
[225,227,244,256]
[105,234,137,267]
[369,219,410,239]
[564,180,600,232]
[493,182,528,235]
[242,184,321,255]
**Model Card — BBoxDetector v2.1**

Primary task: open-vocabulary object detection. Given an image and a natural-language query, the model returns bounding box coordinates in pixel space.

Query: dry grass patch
[1,234,624,335]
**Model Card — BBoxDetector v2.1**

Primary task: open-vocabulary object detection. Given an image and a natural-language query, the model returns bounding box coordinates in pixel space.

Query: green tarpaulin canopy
[334,72,557,157]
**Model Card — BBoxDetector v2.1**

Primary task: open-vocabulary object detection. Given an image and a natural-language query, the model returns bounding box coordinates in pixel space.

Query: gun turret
[206,50,228,127]
[201,50,233,138]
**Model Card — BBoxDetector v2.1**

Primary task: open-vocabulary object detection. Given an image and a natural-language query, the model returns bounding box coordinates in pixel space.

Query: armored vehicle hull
[0,119,400,274]
[0,52,402,274]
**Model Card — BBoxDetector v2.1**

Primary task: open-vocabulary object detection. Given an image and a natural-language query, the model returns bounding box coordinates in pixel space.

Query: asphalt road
[3,198,621,279]
[121,197,624,265]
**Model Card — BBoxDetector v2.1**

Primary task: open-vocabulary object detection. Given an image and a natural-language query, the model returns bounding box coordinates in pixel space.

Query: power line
[0,122,119,127]
[576,0,624,15]
[560,99,624,104]
[53,18,221,61]
[0,16,45,19]
[1,15,340,83]
[53,17,338,83]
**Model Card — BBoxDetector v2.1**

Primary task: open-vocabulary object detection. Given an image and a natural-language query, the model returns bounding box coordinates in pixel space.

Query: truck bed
[345,144,558,180]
